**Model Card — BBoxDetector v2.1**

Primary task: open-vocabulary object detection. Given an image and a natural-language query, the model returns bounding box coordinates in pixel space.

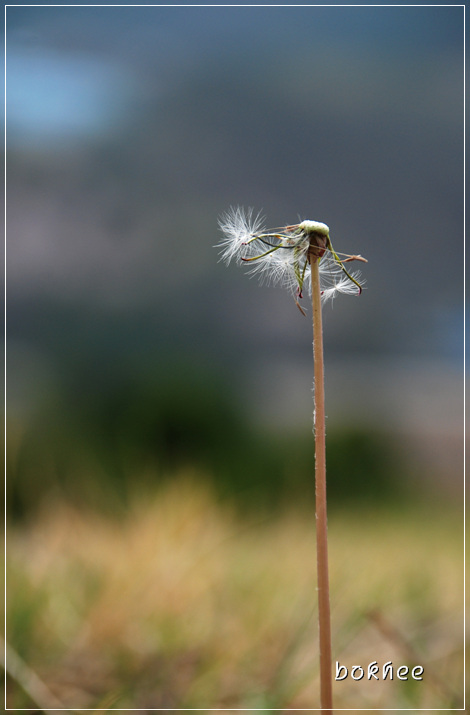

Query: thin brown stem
[310,256,333,713]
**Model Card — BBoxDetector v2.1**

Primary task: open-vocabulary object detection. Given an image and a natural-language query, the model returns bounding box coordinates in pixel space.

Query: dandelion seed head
[217,207,365,310]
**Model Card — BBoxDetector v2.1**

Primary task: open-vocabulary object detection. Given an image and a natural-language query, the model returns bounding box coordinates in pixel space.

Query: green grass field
[5,476,464,711]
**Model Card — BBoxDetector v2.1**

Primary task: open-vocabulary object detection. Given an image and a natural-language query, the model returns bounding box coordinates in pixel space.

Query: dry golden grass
[5,475,464,710]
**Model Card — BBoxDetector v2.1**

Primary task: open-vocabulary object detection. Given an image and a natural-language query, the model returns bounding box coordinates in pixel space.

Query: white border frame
[3,3,466,712]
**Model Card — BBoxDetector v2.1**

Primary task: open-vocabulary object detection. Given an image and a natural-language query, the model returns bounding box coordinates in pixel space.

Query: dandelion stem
[310,255,333,713]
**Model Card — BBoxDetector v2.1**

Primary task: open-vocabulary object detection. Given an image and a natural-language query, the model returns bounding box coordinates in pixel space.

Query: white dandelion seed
[318,254,365,304]
[217,206,265,264]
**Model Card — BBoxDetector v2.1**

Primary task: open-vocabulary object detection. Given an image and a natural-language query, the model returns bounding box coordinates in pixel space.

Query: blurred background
[4,1,465,710]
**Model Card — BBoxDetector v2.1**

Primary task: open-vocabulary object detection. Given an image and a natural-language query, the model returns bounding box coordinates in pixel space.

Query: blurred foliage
[7,363,406,520]
[5,479,464,709]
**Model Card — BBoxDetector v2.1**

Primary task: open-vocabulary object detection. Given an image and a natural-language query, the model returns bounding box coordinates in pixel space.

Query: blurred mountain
[5,4,464,494]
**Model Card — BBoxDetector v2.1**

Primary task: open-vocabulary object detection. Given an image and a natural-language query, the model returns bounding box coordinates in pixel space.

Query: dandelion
[217,207,368,713]
[217,206,366,315]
